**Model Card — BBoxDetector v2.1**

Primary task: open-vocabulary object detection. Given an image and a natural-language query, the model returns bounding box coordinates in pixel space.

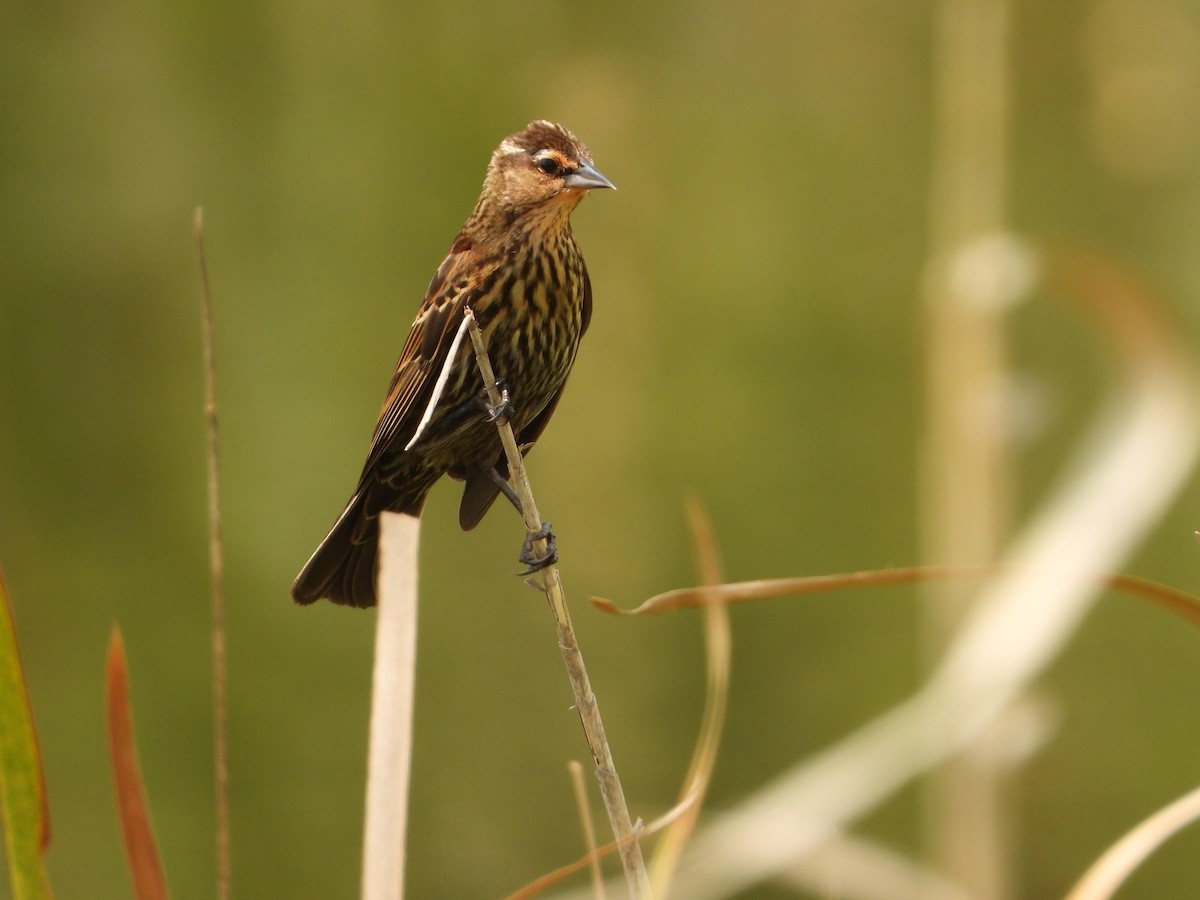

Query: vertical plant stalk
[463,308,651,899]
[568,760,606,900]
[192,207,231,900]
[921,2,1020,897]
[361,512,420,900]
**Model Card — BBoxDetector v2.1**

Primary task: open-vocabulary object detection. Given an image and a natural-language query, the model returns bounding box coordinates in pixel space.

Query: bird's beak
[564,162,616,191]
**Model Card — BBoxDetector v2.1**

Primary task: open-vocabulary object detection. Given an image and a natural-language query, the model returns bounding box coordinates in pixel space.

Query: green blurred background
[3,1,1200,897]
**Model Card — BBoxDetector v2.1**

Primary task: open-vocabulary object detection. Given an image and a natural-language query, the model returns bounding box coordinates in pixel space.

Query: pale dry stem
[361,513,421,900]
[193,207,231,900]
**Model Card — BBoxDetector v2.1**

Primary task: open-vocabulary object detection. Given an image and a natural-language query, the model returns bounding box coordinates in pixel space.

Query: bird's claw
[480,379,514,422]
[517,522,557,575]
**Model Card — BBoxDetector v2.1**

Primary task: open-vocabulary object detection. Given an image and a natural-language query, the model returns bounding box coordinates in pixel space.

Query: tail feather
[292,490,382,608]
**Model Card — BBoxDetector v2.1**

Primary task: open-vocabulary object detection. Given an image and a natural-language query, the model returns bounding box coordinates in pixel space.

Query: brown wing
[357,235,486,482]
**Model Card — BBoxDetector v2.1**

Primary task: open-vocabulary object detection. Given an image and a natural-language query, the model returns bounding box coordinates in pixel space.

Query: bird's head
[480,121,614,228]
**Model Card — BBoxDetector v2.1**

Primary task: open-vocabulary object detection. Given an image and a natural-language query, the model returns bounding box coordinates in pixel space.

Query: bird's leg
[484,465,524,514]
[482,466,558,574]
[475,378,515,423]
[518,521,558,575]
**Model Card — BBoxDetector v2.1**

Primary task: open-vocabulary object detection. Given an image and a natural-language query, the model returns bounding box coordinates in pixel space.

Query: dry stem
[463,308,651,899]
[193,207,231,900]
[361,512,421,900]
[922,2,1018,893]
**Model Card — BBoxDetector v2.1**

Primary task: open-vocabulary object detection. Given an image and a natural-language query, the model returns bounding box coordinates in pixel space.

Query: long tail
[292,490,393,608]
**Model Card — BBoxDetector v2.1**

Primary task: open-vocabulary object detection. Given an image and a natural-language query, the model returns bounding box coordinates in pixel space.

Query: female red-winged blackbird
[292,121,614,608]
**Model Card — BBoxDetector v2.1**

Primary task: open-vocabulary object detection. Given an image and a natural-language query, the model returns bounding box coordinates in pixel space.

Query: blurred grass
[0,572,50,900]
[2,1,1200,897]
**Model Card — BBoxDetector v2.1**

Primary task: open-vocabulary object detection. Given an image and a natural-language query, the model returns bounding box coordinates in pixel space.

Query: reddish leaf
[106,627,169,900]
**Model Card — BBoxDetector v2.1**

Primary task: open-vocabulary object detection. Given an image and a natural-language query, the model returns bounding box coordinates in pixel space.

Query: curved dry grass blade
[193,206,231,900]
[505,791,701,899]
[106,627,169,900]
[594,566,1200,629]
[650,497,731,896]
[506,846,614,899]
[1107,574,1200,627]
[592,568,927,615]
[0,570,51,900]
[1064,784,1200,900]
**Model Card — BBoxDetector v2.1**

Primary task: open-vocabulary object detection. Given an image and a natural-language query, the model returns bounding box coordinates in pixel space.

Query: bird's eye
[536,156,562,176]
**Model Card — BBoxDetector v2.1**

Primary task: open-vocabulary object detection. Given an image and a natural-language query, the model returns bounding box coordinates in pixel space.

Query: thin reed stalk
[921,2,1019,895]
[192,207,231,900]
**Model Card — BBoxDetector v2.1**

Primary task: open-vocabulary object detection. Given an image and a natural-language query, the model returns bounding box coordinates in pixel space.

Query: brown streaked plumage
[292,121,614,608]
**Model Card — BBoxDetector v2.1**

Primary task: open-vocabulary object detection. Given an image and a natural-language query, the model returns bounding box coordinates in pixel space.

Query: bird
[291,120,614,608]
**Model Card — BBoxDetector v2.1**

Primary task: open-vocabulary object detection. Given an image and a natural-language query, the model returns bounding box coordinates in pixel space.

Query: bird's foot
[517,522,557,575]
[477,379,514,423]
